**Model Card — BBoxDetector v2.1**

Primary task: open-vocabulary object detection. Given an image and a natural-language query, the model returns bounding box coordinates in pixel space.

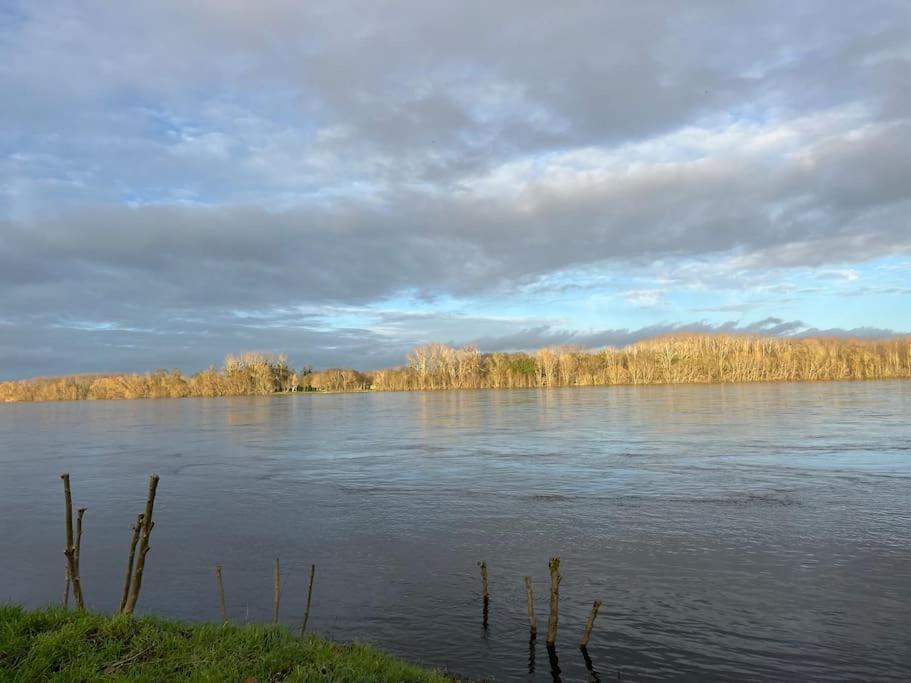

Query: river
[1,381,909,681]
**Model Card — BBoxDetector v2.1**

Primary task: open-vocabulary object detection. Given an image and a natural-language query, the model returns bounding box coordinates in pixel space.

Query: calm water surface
[1,381,910,681]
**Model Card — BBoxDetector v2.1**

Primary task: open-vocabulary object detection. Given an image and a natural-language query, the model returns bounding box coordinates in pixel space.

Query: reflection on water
[547,645,562,682]
[580,646,601,682]
[1,381,910,681]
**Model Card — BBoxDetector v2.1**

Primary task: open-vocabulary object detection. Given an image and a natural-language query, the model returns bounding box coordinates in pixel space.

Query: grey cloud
[1,113,910,377]
[1,1,910,376]
[4,112,910,318]
[3,1,909,194]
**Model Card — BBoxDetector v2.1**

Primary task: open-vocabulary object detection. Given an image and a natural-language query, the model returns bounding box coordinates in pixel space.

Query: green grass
[0,605,454,682]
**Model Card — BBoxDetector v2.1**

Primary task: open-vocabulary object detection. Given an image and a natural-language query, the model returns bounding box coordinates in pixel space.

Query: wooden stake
[64,507,87,610]
[119,514,143,613]
[123,474,159,615]
[75,508,86,574]
[580,599,602,648]
[524,575,537,639]
[63,563,70,609]
[546,556,561,647]
[272,558,281,624]
[301,564,315,636]
[478,561,489,627]
[215,565,228,622]
[61,474,84,609]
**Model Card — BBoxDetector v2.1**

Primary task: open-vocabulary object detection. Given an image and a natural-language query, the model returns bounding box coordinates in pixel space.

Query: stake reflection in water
[581,645,601,682]
[478,560,489,629]
[547,644,562,683]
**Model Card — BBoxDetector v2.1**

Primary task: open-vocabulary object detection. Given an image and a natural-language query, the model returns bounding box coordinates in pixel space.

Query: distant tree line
[1,335,909,403]
[372,336,911,390]
[0,353,299,402]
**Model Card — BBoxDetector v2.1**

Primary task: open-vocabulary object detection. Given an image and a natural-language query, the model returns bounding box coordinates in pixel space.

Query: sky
[1,1,910,378]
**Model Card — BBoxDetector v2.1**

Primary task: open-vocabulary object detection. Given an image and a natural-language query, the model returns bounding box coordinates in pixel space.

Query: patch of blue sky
[345,253,911,342]
[0,2,26,32]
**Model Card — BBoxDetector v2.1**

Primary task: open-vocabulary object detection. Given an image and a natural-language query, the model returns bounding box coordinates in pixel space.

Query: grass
[0,605,454,682]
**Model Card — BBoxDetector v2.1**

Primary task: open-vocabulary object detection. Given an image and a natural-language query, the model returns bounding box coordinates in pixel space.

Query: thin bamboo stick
[301,564,315,635]
[215,565,228,622]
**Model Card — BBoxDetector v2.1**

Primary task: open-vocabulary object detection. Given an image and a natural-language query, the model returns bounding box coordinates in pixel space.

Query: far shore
[2,333,909,403]
[5,374,911,405]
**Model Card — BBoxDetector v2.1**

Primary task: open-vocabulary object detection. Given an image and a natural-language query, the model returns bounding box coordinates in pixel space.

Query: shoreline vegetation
[2,334,910,403]
[0,606,451,682]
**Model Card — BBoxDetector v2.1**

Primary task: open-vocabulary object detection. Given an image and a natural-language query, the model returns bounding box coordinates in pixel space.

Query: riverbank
[0,606,454,682]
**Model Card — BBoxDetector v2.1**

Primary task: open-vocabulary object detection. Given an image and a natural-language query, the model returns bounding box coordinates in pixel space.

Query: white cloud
[624,289,665,307]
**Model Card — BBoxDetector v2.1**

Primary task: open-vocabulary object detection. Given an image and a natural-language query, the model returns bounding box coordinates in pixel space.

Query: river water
[1,381,909,681]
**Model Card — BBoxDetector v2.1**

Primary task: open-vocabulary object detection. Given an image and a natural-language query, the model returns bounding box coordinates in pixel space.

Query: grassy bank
[0,605,453,682]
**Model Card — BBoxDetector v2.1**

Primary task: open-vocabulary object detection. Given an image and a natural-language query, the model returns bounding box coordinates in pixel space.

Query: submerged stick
[119,514,143,613]
[546,556,561,647]
[215,565,228,622]
[524,575,537,639]
[61,473,84,609]
[123,474,159,615]
[272,558,281,624]
[580,599,603,648]
[301,564,315,635]
[478,561,489,627]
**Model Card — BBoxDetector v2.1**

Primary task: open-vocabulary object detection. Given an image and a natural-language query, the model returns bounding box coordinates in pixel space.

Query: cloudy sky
[1,1,909,378]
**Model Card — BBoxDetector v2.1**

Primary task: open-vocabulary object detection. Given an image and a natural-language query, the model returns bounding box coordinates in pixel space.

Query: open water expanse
[1,381,909,681]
